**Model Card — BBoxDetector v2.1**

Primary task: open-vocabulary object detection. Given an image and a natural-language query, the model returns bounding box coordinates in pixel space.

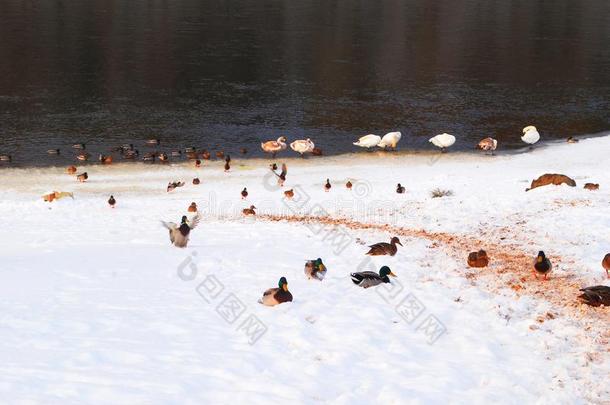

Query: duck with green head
[351,266,396,288]
[305,258,327,281]
[260,277,293,306]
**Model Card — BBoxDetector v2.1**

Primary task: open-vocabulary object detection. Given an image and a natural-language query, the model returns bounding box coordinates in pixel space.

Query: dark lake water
[1,0,609,166]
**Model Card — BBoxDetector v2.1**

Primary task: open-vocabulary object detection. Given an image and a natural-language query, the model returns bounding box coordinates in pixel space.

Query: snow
[0,135,609,404]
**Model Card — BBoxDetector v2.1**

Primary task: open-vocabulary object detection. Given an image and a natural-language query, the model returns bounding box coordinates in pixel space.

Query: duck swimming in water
[161,214,201,248]
[353,134,381,149]
[260,277,293,306]
[351,266,396,288]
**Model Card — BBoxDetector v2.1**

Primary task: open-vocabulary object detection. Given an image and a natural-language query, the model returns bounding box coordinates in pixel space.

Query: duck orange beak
[397,241,403,246]
[389,271,397,277]
[282,284,289,291]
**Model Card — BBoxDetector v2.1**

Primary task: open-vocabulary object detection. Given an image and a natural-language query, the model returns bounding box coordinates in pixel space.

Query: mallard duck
[396,183,405,194]
[243,205,256,216]
[261,136,287,158]
[305,258,327,280]
[192,177,200,185]
[167,181,185,192]
[584,183,599,191]
[76,152,90,161]
[602,254,610,278]
[477,137,497,154]
[123,149,139,159]
[274,163,287,186]
[66,165,77,174]
[158,152,169,162]
[290,139,315,156]
[429,133,456,152]
[346,181,353,189]
[578,286,610,307]
[241,187,248,199]
[324,179,331,192]
[185,147,196,153]
[521,126,540,147]
[284,189,294,199]
[161,214,201,248]
[142,152,155,162]
[201,150,211,160]
[72,143,86,150]
[146,139,160,146]
[171,150,182,157]
[533,251,552,280]
[351,266,396,288]
[188,202,197,212]
[353,134,381,149]
[566,136,579,144]
[260,277,293,306]
[224,160,231,172]
[0,154,12,162]
[378,131,401,150]
[108,195,116,208]
[270,163,278,171]
[366,237,402,256]
[76,172,88,182]
[99,154,113,164]
[47,149,60,155]
[195,159,202,168]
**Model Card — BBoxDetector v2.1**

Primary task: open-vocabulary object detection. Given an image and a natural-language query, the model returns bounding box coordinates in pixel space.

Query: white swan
[521,126,540,146]
[353,134,381,149]
[378,131,402,150]
[261,136,287,157]
[290,138,315,156]
[429,133,456,152]
[477,137,497,154]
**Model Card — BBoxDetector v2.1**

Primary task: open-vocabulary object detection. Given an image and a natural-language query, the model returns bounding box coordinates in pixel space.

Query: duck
[66,165,77,174]
[261,136,288,158]
[76,152,90,161]
[224,159,231,172]
[366,237,402,256]
[216,151,225,159]
[161,214,201,248]
[353,134,381,149]
[72,143,86,150]
[477,137,497,154]
[142,152,156,162]
[270,163,278,171]
[243,205,256,216]
[578,286,610,307]
[467,250,489,268]
[146,139,160,146]
[311,147,323,156]
[158,152,169,162]
[121,144,134,152]
[346,180,353,189]
[108,195,116,208]
[429,133,456,152]
[123,149,139,159]
[284,189,294,199]
[186,151,198,160]
[185,147,196,153]
[171,150,182,157]
[305,258,327,281]
[584,183,599,191]
[76,172,88,182]
[167,181,185,192]
[533,251,552,280]
[566,136,579,144]
[0,154,12,162]
[274,163,287,186]
[201,150,211,160]
[602,253,610,278]
[47,149,60,155]
[260,277,293,306]
[188,202,198,213]
[378,131,401,150]
[521,125,540,147]
[351,266,396,288]
[241,187,248,199]
[99,154,113,164]
[396,183,406,194]
[290,139,315,156]
[324,179,331,192]
[192,177,200,185]
[43,191,73,202]
[195,159,202,168]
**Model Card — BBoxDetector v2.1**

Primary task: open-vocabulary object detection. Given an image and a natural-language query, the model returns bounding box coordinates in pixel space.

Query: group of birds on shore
[0,125,556,165]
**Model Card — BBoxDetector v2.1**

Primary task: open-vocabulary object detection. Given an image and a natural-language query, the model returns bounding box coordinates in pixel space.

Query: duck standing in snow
[533,251,552,280]
[188,202,198,213]
[351,266,396,288]
[353,134,381,149]
[108,195,116,208]
[429,133,456,152]
[602,253,610,278]
[284,189,294,199]
[261,136,287,158]
[290,138,315,157]
[224,156,231,172]
[241,187,248,199]
[99,154,113,164]
[305,258,327,280]
[260,277,293,306]
[76,152,90,161]
[521,125,540,148]
[66,165,77,174]
[192,177,200,185]
[324,179,331,192]
[274,163,287,187]
[201,150,211,160]
[161,214,201,248]
[167,181,185,192]
[346,180,353,189]
[396,183,406,194]
[76,172,88,182]
[378,131,401,150]
[366,237,402,256]
[243,205,256,216]
[476,137,497,155]
[578,286,610,307]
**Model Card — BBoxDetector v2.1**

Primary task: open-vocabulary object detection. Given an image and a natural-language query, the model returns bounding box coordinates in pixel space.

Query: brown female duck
[366,237,402,256]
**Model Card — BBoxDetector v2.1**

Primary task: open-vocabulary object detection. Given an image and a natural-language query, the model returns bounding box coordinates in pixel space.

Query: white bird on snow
[290,138,315,156]
[429,133,456,152]
[521,125,540,148]
[377,131,402,150]
[353,134,381,149]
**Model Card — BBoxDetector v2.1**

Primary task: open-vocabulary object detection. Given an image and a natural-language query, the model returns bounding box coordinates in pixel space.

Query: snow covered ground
[0,135,609,404]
